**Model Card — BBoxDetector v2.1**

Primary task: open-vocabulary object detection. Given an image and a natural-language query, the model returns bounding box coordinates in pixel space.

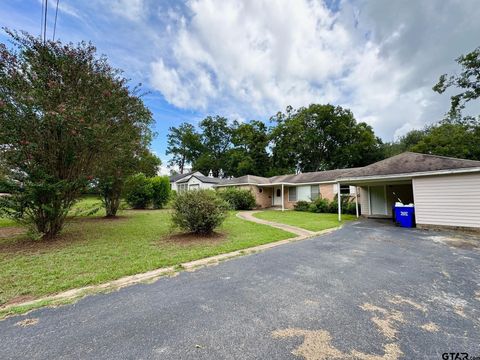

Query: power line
[53,0,60,41]
[40,0,44,41]
[43,0,48,44]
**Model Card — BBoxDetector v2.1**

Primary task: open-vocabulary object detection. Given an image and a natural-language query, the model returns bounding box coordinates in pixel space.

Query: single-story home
[215,170,357,209]
[169,171,221,192]
[216,152,480,230]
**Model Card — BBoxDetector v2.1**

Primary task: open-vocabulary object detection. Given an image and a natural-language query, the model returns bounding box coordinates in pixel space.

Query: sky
[1,0,479,173]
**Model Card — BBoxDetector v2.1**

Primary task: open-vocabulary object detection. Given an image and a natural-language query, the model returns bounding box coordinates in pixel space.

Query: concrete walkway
[237,210,314,237]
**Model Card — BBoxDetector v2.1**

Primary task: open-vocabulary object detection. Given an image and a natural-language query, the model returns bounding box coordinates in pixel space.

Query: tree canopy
[270,104,384,172]
[433,47,480,120]
[0,30,154,237]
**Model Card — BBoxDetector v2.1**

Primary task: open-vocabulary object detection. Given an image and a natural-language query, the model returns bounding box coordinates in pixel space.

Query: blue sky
[1,0,479,173]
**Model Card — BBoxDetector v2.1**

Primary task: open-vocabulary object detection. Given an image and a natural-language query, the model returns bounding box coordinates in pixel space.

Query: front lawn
[253,210,356,232]
[0,206,294,307]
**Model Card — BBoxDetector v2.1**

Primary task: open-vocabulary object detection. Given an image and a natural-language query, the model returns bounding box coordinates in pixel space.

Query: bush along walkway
[236,211,315,237]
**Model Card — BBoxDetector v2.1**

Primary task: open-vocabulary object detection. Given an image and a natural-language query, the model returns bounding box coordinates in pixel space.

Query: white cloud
[108,0,146,22]
[148,0,480,139]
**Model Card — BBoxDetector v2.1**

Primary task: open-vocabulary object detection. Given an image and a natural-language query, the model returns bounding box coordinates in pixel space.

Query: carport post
[355,186,359,218]
[337,183,341,222]
[281,184,284,211]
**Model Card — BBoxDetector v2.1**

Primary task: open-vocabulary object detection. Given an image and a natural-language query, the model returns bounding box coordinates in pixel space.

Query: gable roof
[339,152,480,179]
[169,171,203,182]
[176,174,221,184]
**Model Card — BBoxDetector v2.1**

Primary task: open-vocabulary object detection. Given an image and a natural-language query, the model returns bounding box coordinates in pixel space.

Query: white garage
[339,152,480,230]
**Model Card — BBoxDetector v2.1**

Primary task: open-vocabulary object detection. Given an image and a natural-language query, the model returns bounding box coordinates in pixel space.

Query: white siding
[359,187,369,215]
[413,172,480,228]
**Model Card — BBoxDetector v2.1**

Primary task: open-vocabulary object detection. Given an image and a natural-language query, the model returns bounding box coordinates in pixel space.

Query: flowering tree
[0,30,153,238]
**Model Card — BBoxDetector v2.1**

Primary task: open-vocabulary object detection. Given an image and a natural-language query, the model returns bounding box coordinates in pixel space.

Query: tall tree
[226,120,271,176]
[166,123,202,174]
[194,116,232,176]
[0,30,152,238]
[433,47,480,120]
[270,104,383,172]
[410,119,480,160]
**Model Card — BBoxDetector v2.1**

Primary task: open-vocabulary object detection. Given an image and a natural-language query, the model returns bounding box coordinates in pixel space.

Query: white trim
[340,167,480,182]
[281,184,284,211]
[355,186,359,218]
[368,186,372,215]
[215,180,339,187]
[337,182,341,221]
[383,185,388,215]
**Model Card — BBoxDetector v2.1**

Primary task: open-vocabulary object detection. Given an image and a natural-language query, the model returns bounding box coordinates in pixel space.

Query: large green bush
[123,173,153,209]
[171,190,229,234]
[218,188,256,210]
[150,176,171,209]
[294,197,358,215]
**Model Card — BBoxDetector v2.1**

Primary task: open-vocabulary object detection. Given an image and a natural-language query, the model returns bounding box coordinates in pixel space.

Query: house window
[340,185,351,195]
[310,185,319,200]
[178,184,187,193]
[276,188,281,197]
[288,187,297,202]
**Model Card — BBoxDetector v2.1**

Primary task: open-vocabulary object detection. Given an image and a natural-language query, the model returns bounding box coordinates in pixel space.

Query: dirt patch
[2,295,36,307]
[71,215,130,224]
[388,295,427,313]
[360,303,405,340]
[161,232,226,246]
[15,318,39,327]
[272,328,403,360]
[429,235,479,250]
[0,230,85,255]
[420,322,439,332]
[453,305,466,318]
[0,226,25,239]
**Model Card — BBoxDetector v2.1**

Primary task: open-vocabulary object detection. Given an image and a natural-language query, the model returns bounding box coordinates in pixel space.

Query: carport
[335,152,480,230]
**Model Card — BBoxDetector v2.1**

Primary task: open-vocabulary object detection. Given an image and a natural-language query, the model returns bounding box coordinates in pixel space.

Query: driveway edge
[0,224,341,318]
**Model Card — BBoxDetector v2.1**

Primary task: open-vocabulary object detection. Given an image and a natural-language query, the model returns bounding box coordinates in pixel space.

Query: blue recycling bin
[394,205,415,228]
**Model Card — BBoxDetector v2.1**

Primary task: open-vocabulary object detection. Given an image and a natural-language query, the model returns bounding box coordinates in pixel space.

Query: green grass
[0,203,294,306]
[253,210,356,232]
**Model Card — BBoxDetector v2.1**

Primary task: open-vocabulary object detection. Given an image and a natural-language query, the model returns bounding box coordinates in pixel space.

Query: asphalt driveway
[1,219,479,359]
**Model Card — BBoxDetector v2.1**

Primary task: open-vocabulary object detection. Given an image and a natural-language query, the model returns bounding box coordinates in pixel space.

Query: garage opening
[361,182,414,218]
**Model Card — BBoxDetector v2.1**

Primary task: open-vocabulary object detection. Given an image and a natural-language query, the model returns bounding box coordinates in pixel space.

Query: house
[338,152,480,229]
[216,170,357,210]
[169,171,221,192]
[216,152,480,230]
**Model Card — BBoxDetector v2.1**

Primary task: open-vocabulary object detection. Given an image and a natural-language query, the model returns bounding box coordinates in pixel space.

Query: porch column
[355,186,359,218]
[337,182,341,221]
[281,184,284,211]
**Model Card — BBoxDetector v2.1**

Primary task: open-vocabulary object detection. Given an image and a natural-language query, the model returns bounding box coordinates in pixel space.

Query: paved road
[1,220,479,359]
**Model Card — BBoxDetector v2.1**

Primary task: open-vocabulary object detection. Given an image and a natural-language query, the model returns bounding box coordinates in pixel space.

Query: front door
[273,186,282,206]
[370,185,387,215]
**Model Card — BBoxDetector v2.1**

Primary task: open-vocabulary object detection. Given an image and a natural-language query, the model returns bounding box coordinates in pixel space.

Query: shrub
[218,188,256,210]
[310,198,330,213]
[171,190,229,234]
[294,200,310,212]
[150,176,171,209]
[123,173,153,209]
